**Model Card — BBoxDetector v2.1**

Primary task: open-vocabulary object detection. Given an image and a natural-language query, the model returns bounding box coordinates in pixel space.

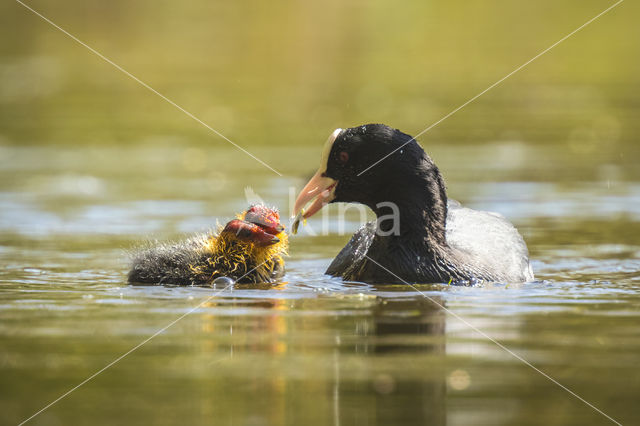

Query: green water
[2,0,640,425]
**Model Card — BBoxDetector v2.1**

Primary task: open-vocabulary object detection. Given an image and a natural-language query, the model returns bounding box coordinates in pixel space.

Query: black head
[293,123,448,240]
[325,124,434,209]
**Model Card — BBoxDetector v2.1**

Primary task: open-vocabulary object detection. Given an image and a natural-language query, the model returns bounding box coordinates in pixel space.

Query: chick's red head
[243,205,284,236]
[221,205,286,247]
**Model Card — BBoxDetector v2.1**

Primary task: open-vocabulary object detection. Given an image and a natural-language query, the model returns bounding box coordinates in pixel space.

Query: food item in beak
[291,209,305,234]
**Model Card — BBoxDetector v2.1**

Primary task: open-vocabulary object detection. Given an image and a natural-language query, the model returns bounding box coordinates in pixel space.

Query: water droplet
[213,276,235,287]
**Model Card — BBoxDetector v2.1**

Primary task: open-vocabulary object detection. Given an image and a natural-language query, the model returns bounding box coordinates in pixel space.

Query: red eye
[338,151,349,164]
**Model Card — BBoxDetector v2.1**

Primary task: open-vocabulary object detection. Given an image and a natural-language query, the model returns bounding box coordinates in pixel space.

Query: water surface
[1,142,639,425]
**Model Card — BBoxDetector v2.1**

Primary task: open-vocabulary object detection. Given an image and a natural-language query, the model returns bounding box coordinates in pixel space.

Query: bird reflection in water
[331,295,447,425]
[188,294,446,425]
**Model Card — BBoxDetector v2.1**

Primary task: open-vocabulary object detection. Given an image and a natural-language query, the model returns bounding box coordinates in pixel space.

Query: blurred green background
[2,0,637,154]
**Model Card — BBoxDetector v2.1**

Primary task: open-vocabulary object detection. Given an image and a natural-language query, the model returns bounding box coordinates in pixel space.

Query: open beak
[292,171,337,233]
[223,219,282,247]
[291,128,342,234]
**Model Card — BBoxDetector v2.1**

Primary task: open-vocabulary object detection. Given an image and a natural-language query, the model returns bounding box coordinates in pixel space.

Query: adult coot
[293,124,533,284]
[128,205,288,285]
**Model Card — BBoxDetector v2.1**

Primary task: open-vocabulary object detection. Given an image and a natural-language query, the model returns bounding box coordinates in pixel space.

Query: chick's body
[128,206,288,285]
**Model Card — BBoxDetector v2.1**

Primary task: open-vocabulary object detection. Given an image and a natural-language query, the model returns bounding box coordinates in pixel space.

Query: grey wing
[446,200,534,282]
[326,221,376,277]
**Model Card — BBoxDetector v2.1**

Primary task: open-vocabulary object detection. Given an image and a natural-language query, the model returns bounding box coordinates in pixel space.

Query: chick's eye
[338,151,349,165]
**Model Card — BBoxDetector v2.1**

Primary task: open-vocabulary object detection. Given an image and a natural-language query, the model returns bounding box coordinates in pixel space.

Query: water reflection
[373,297,445,353]
[2,249,640,424]
[334,296,447,425]
[161,294,449,425]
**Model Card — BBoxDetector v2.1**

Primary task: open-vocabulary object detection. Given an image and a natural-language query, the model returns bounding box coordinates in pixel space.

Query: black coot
[293,124,533,284]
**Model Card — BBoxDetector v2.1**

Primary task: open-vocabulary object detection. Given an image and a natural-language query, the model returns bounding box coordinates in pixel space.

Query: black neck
[361,163,477,283]
[372,164,448,246]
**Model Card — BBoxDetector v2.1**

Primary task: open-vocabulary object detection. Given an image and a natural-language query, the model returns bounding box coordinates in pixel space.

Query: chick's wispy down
[128,205,288,285]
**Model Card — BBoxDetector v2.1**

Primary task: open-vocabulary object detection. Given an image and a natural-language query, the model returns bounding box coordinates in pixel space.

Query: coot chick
[293,124,533,284]
[128,205,288,285]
